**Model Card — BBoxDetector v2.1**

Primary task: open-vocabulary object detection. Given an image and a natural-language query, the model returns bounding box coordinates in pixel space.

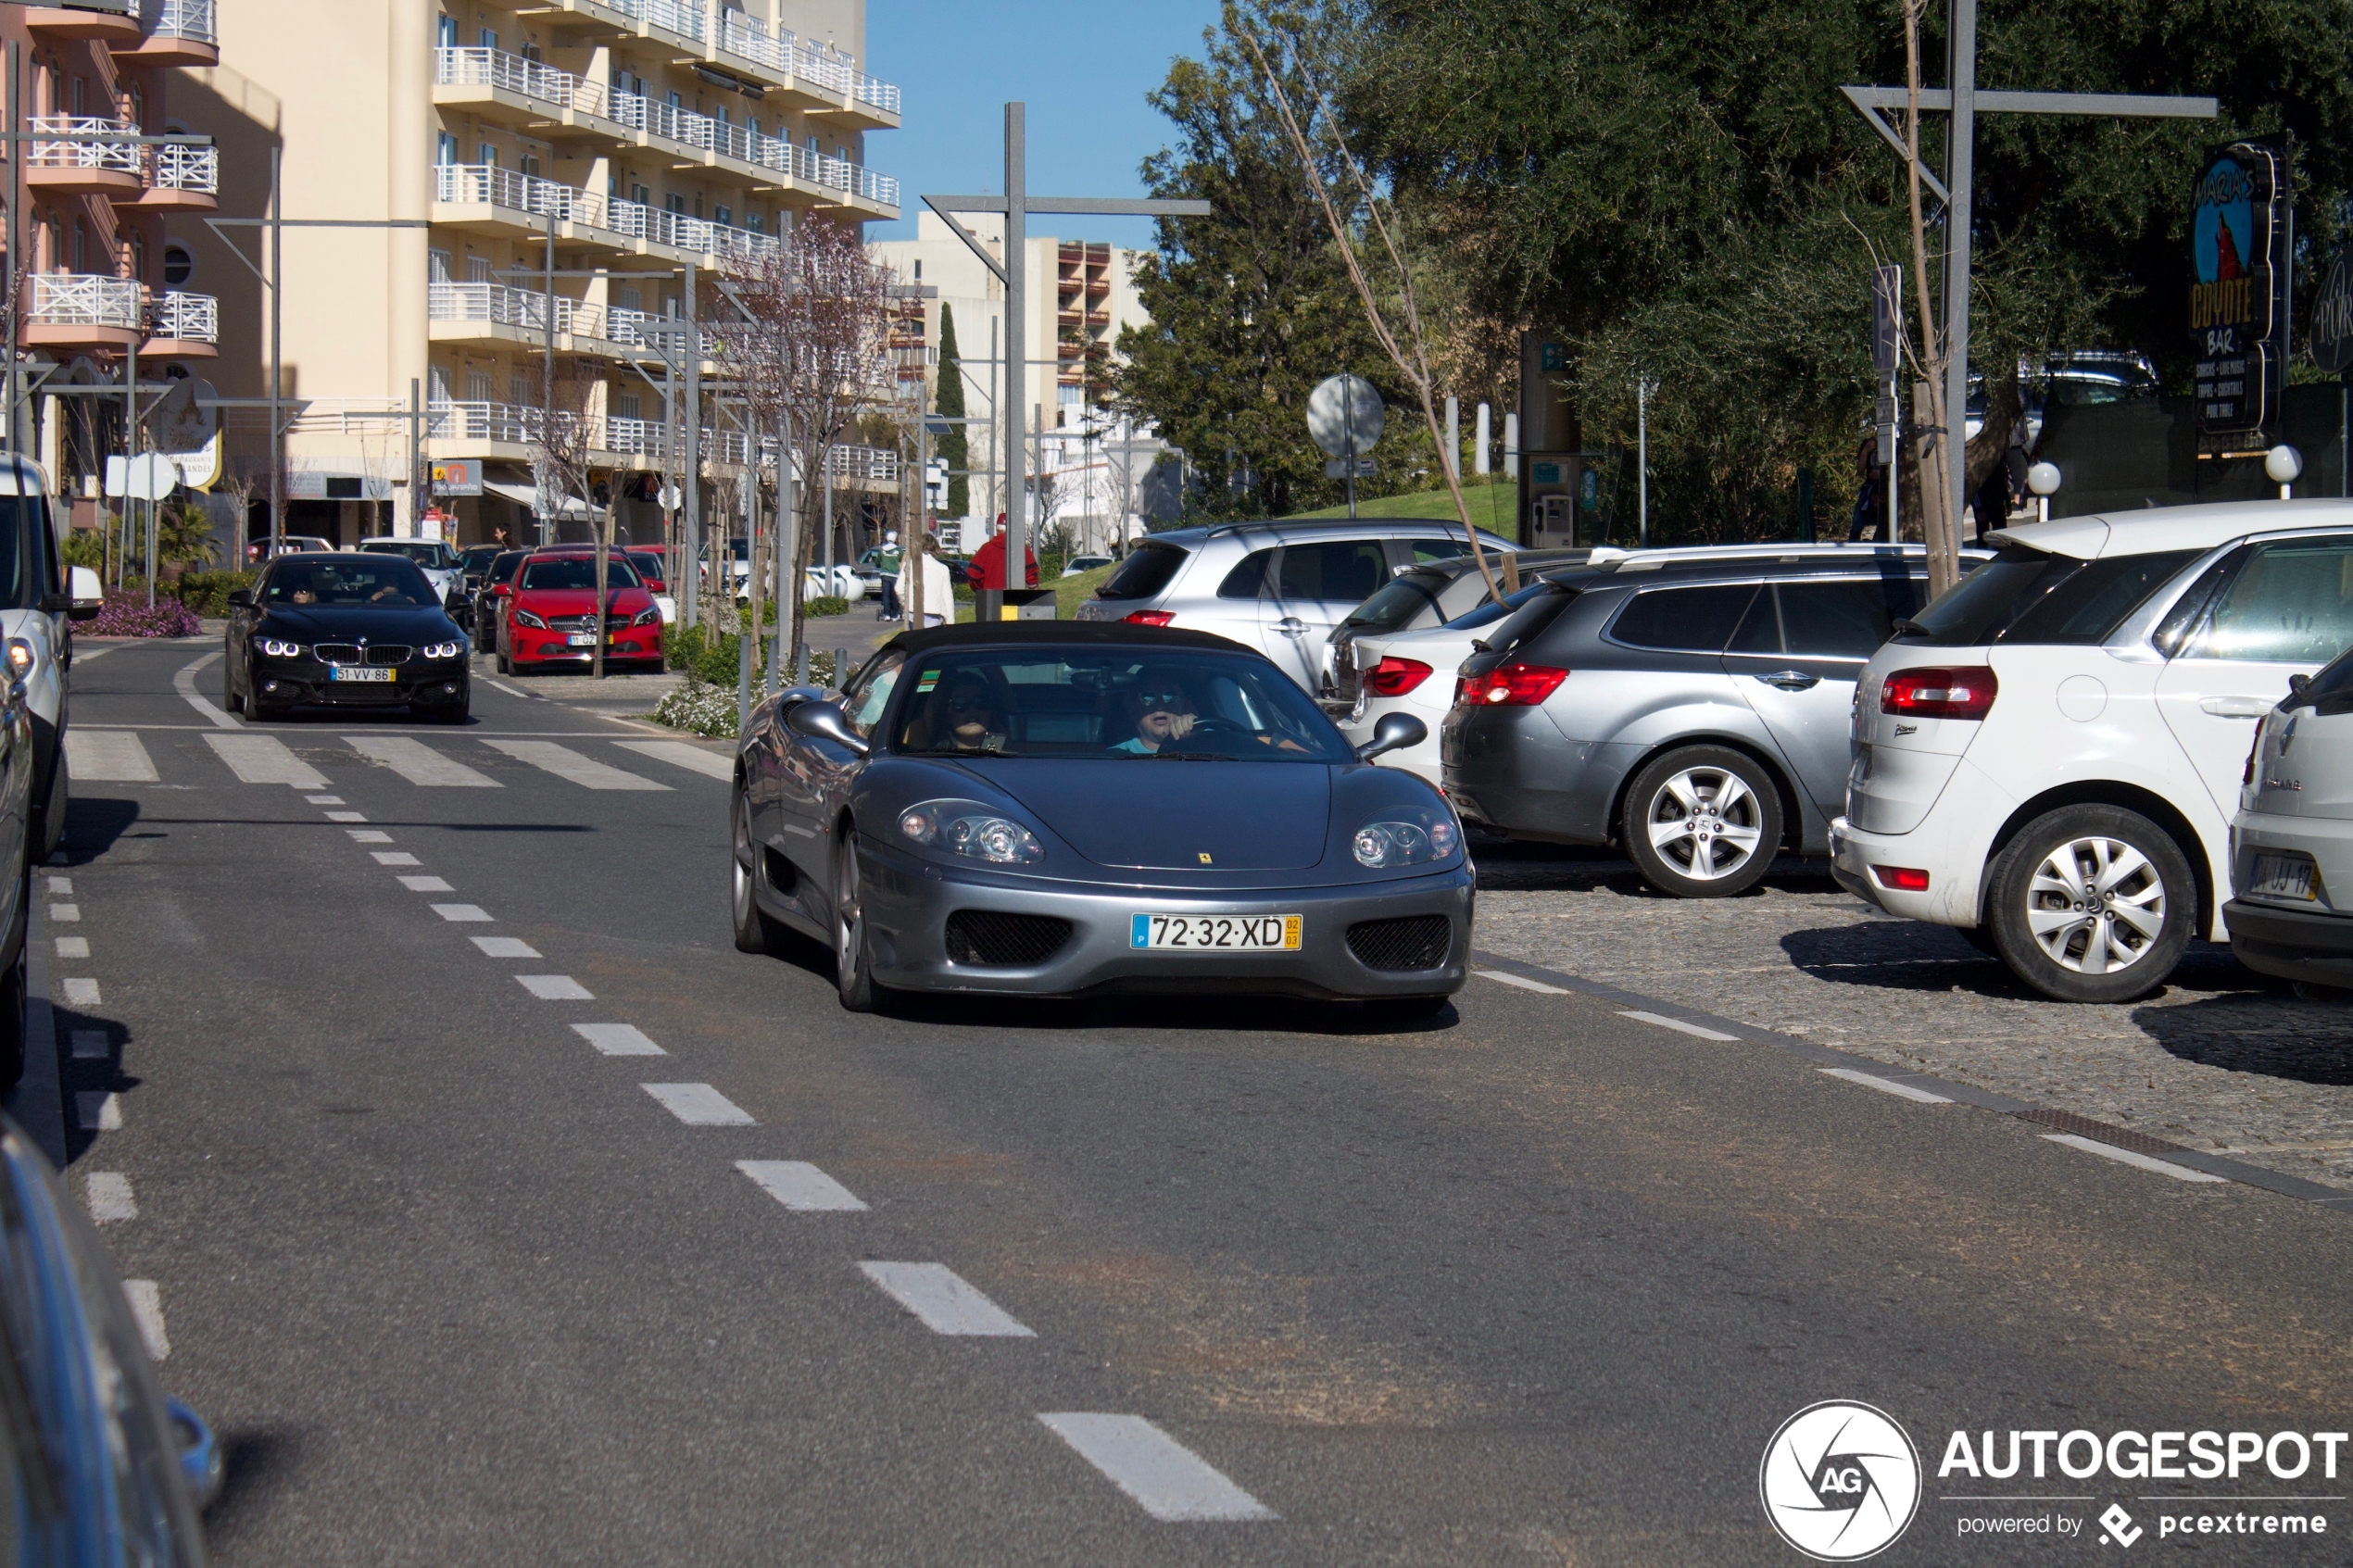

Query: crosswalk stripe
[613,739,734,781]
[65,731,157,783]
[345,735,501,787]
[481,739,668,791]
[204,733,328,789]
[1036,1414,1276,1522]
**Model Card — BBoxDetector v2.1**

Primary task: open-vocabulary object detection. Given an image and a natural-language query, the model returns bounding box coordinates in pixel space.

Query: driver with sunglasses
[1109,671,1196,755]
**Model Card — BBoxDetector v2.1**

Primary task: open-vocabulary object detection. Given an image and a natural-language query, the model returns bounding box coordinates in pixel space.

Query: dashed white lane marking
[859,1262,1034,1337]
[639,1083,754,1125]
[431,904,492,922]
[54,937,86,959]
[45,877,70,896]
[203,732,326,788]
[481,739,669,791]
[61,978,99,1007]
[737,1160,867,1212]
[2041,1133,2226,1184]
[396,875,455,893]
[69,1030,105,1060]
[324,811,367,823]
[86,1173,136,1223]
[488,680,530,699]
[371,851,420,866]
[76,1092,120,1131]
[1036,1414,1276,1522]
[1820,1067,1954,1104]
[1617,1010,1741,1042]
[122,1280,170,1361]
[305,795,342,805]
[347,829,392,844]
[47,904,77,923]
[66,729,159,783]
[345,735,501,787]
[613,739,734,781]
[572,1022,663,1056]
[470,935,538,958]
[1476,968,1570,996]
[172,651,238,730]
[517,974,592,999]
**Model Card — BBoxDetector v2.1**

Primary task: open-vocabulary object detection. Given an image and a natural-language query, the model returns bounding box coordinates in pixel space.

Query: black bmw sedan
[223,552,471,722]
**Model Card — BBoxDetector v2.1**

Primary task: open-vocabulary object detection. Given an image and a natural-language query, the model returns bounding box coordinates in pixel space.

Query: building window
[667,91,683,110]
[664,194,685,216]
[520,155,541,177]
[617,285,641,312]
[437,132,459,165]
[429,366,451,404]
[746,212,762,234]
[437,14,457,47]
[127,83,145,128]
[478,27,497,49]
[466,369,492,403]
[478,143,497,167]
[70,219,85,273]
[466,255,494,283]
[126,232,145,282]
[69,77,83,117]
[912,259,922,281]
[509,374,528,406]
[163,242,195,287]
[617,392,640,420]
[712,205,730,227]
[631,183,649,207]
[427,248,451,283]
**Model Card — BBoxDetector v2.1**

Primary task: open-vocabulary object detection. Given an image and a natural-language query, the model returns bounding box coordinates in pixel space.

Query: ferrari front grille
[1345,914,1451,972]
[942,909,1072,967]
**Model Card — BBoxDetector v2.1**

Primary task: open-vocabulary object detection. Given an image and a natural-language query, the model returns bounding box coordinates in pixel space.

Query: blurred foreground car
[2227,645,2353,997]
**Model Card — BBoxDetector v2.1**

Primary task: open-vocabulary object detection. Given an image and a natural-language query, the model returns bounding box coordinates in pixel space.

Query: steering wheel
[1162,716,1253,754]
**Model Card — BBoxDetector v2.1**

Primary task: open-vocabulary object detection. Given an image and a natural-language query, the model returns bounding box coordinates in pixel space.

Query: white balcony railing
[150,289,218,343]
[599,0,705,43]
[425,397,901,483]
[29,273,144,332]
[434,46,609,117]
[146,0,217,43]
[29,116,142,176]
[149,140,218,194]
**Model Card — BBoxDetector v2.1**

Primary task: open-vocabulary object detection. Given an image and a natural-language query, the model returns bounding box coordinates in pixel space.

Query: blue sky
[863,1,1226,249]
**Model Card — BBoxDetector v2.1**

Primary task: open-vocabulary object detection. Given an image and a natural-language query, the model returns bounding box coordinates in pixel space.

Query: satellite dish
[1307,374,1384,458]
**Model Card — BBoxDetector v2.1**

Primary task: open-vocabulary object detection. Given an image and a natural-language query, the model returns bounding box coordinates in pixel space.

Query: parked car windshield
[261,558,436,607]
[361,540,458,571]
[1343,571,1449,633]
[1999,550,2204,645]
[892,649,1353,761]
[1448,580,1554,632]
[1093,542,1187,601]
[1894,546,2081,646]
[521,558,642,591]
[1477,584,1580,656]
[486,550,524,585]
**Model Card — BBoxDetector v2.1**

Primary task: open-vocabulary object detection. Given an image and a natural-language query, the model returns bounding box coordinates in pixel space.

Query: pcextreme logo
[1760,1401,1923,1561]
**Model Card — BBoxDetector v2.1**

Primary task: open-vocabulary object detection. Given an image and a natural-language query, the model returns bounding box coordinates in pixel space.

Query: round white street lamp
[2267,444,2304,499]
[2025,460,2061,523]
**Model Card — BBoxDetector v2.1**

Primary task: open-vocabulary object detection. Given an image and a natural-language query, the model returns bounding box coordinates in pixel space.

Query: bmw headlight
[258,638,302,658]
[1352,809,1461,869]
[422,640,463,659]
[515,608,547,630]
[897,798,1045,865]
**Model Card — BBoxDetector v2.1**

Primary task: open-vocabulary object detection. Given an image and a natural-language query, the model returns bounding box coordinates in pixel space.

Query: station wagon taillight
[1123,610,1174,627]
[1364,656,1432,697]
[1880,666,1998,721]
[1456,662,1569,707]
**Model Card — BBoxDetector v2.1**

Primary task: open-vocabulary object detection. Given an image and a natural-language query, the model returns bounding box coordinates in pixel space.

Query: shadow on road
[2135,985,2353,1085]
[205,1427,302,1540]
[57,796,140,863]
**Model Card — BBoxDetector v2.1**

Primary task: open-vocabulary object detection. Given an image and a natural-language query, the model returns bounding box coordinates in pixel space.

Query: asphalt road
[42,636,2353,1565]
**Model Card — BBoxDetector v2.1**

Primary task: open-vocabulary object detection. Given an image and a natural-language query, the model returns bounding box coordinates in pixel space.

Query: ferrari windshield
[893,649,1353,761]
[259,558,436,608]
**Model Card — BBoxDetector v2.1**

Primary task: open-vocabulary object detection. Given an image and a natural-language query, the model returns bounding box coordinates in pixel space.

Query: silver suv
[1073,519,1516,690]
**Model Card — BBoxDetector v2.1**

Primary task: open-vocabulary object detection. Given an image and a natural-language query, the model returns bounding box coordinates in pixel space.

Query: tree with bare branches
[532,358,622,675]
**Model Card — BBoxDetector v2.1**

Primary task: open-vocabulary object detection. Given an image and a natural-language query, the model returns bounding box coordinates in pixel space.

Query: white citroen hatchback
[1831,500,2353,1003]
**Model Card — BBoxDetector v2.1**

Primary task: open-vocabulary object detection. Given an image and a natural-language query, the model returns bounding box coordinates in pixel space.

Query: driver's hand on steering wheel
[1168,712,1196,740]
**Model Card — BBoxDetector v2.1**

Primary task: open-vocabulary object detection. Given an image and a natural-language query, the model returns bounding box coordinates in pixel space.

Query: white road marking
[470,935,538,958]
[305,795,342,805]
[48,904,77,923]
[45,877,70,896]
[54,937,86,959]
[639,1082,754,1125]
[737,1160,867,1212]
[371,851,420,866]
[203,732,326,788]
[69,1030,105,1060]
[61,978,99,1007]
[172,651,238,730]
[86,1173,136,1223]
[65,730,157,783]
[516,974,592,999]
[345,735,501,787]
[1617,1010,1741,1041]
[76,1092,120,1131]
[613,739,734,780]
[1476,968,1570,995]
[122,1280,170,1361]
[572,1022,664,1056]
[1820,1067,1953,1104]
[431,904,492,922]
[346,829,392,843]
[488,680,530,698]
[1036,1413,1276,1522]
[2041,1133,2225,1184]
[481,739,669,791]
[396,874,455,892]
[324,811,367,822]
[859,1261,1034,1336]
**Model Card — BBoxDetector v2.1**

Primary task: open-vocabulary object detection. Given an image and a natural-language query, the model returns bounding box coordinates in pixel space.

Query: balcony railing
[434,46,609,117]
[149,289,217,342]
[149,139,218,194]
[599,0,705,43]
[424,398,900,481]
[714,9,899,113]
[29,116,142,175]
[145,0,217,43]
[29,273,144,331]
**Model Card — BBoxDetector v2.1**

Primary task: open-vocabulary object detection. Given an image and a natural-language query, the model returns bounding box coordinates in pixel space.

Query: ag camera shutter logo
[1760,1400,1922,1560]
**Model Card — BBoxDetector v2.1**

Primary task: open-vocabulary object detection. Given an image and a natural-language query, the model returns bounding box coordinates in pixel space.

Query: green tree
[934,303,972,519]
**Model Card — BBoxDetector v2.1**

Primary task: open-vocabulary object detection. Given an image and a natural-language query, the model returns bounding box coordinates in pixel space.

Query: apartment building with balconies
[170,0,898,546]
[2,0,223,507]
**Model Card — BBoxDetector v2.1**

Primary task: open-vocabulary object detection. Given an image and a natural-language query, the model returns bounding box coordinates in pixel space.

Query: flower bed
[84,593,202,638]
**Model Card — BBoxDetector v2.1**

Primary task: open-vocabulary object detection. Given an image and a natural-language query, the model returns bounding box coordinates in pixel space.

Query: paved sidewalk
[1473,842,2353,1192]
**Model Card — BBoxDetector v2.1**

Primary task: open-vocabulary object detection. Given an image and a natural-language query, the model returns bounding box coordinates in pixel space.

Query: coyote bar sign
[2191,137,2293,450]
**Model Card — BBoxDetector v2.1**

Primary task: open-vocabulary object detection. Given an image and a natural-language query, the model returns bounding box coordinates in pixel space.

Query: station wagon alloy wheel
[1623,745,1783,897]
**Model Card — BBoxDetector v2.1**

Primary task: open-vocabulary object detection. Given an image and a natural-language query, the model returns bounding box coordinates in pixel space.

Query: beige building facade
[170,0,899,547]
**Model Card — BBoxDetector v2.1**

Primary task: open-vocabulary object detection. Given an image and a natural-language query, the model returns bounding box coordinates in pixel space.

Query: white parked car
[2225,646,2353,996]
[0,457,100,863]
[1832,500,2353,1003]
[359,537,464,608]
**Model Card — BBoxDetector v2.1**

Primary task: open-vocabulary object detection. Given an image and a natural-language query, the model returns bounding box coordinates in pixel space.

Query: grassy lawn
[1283,479,1516,534]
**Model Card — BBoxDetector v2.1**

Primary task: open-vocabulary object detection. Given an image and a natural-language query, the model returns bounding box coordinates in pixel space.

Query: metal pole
[683,265,700,632]
[988,313,998,536]
[2341,373,2348,498]
[1939,0,1976,583]
[269,143,283,556]
[822,445,833,583]
[1002,103,1026,587]
[540,207,554,546]
[1637,377,1648,547]
[6,42,18,458]
[128,336,145,605]
[774,403,790,677]
[408,377,420,536]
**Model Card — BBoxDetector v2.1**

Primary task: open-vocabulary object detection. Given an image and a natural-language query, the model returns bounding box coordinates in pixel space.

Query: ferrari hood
[975,760,1331,872]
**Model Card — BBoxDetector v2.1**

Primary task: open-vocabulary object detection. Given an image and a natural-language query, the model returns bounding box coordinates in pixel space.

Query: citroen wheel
[1984,804,2195,1003]
[1622,745,1783,898]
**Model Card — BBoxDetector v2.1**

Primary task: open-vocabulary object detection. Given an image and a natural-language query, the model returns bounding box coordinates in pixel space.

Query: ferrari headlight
[258,638,302,658]
[1352,810,1461,869]
[514,608,547,630]
[422,640,463,659]
[898,798,1045,865]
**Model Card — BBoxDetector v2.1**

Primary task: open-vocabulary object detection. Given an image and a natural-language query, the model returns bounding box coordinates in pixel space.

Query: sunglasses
[945,694,991,712]
[1134,690,1189,710]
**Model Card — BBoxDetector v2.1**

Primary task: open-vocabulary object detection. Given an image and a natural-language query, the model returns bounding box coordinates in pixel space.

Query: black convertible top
[877,621,1258,659]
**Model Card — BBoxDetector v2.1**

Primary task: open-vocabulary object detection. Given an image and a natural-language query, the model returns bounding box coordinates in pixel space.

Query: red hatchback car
[496,550,664,674]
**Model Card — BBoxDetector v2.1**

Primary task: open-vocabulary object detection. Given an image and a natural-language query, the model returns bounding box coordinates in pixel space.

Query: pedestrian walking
[876,530,903,621]
[1846,435,1885,542]
[899,532,952,629]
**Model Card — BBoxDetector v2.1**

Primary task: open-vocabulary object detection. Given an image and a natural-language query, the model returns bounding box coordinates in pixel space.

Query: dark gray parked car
[1442,548,1980,897]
